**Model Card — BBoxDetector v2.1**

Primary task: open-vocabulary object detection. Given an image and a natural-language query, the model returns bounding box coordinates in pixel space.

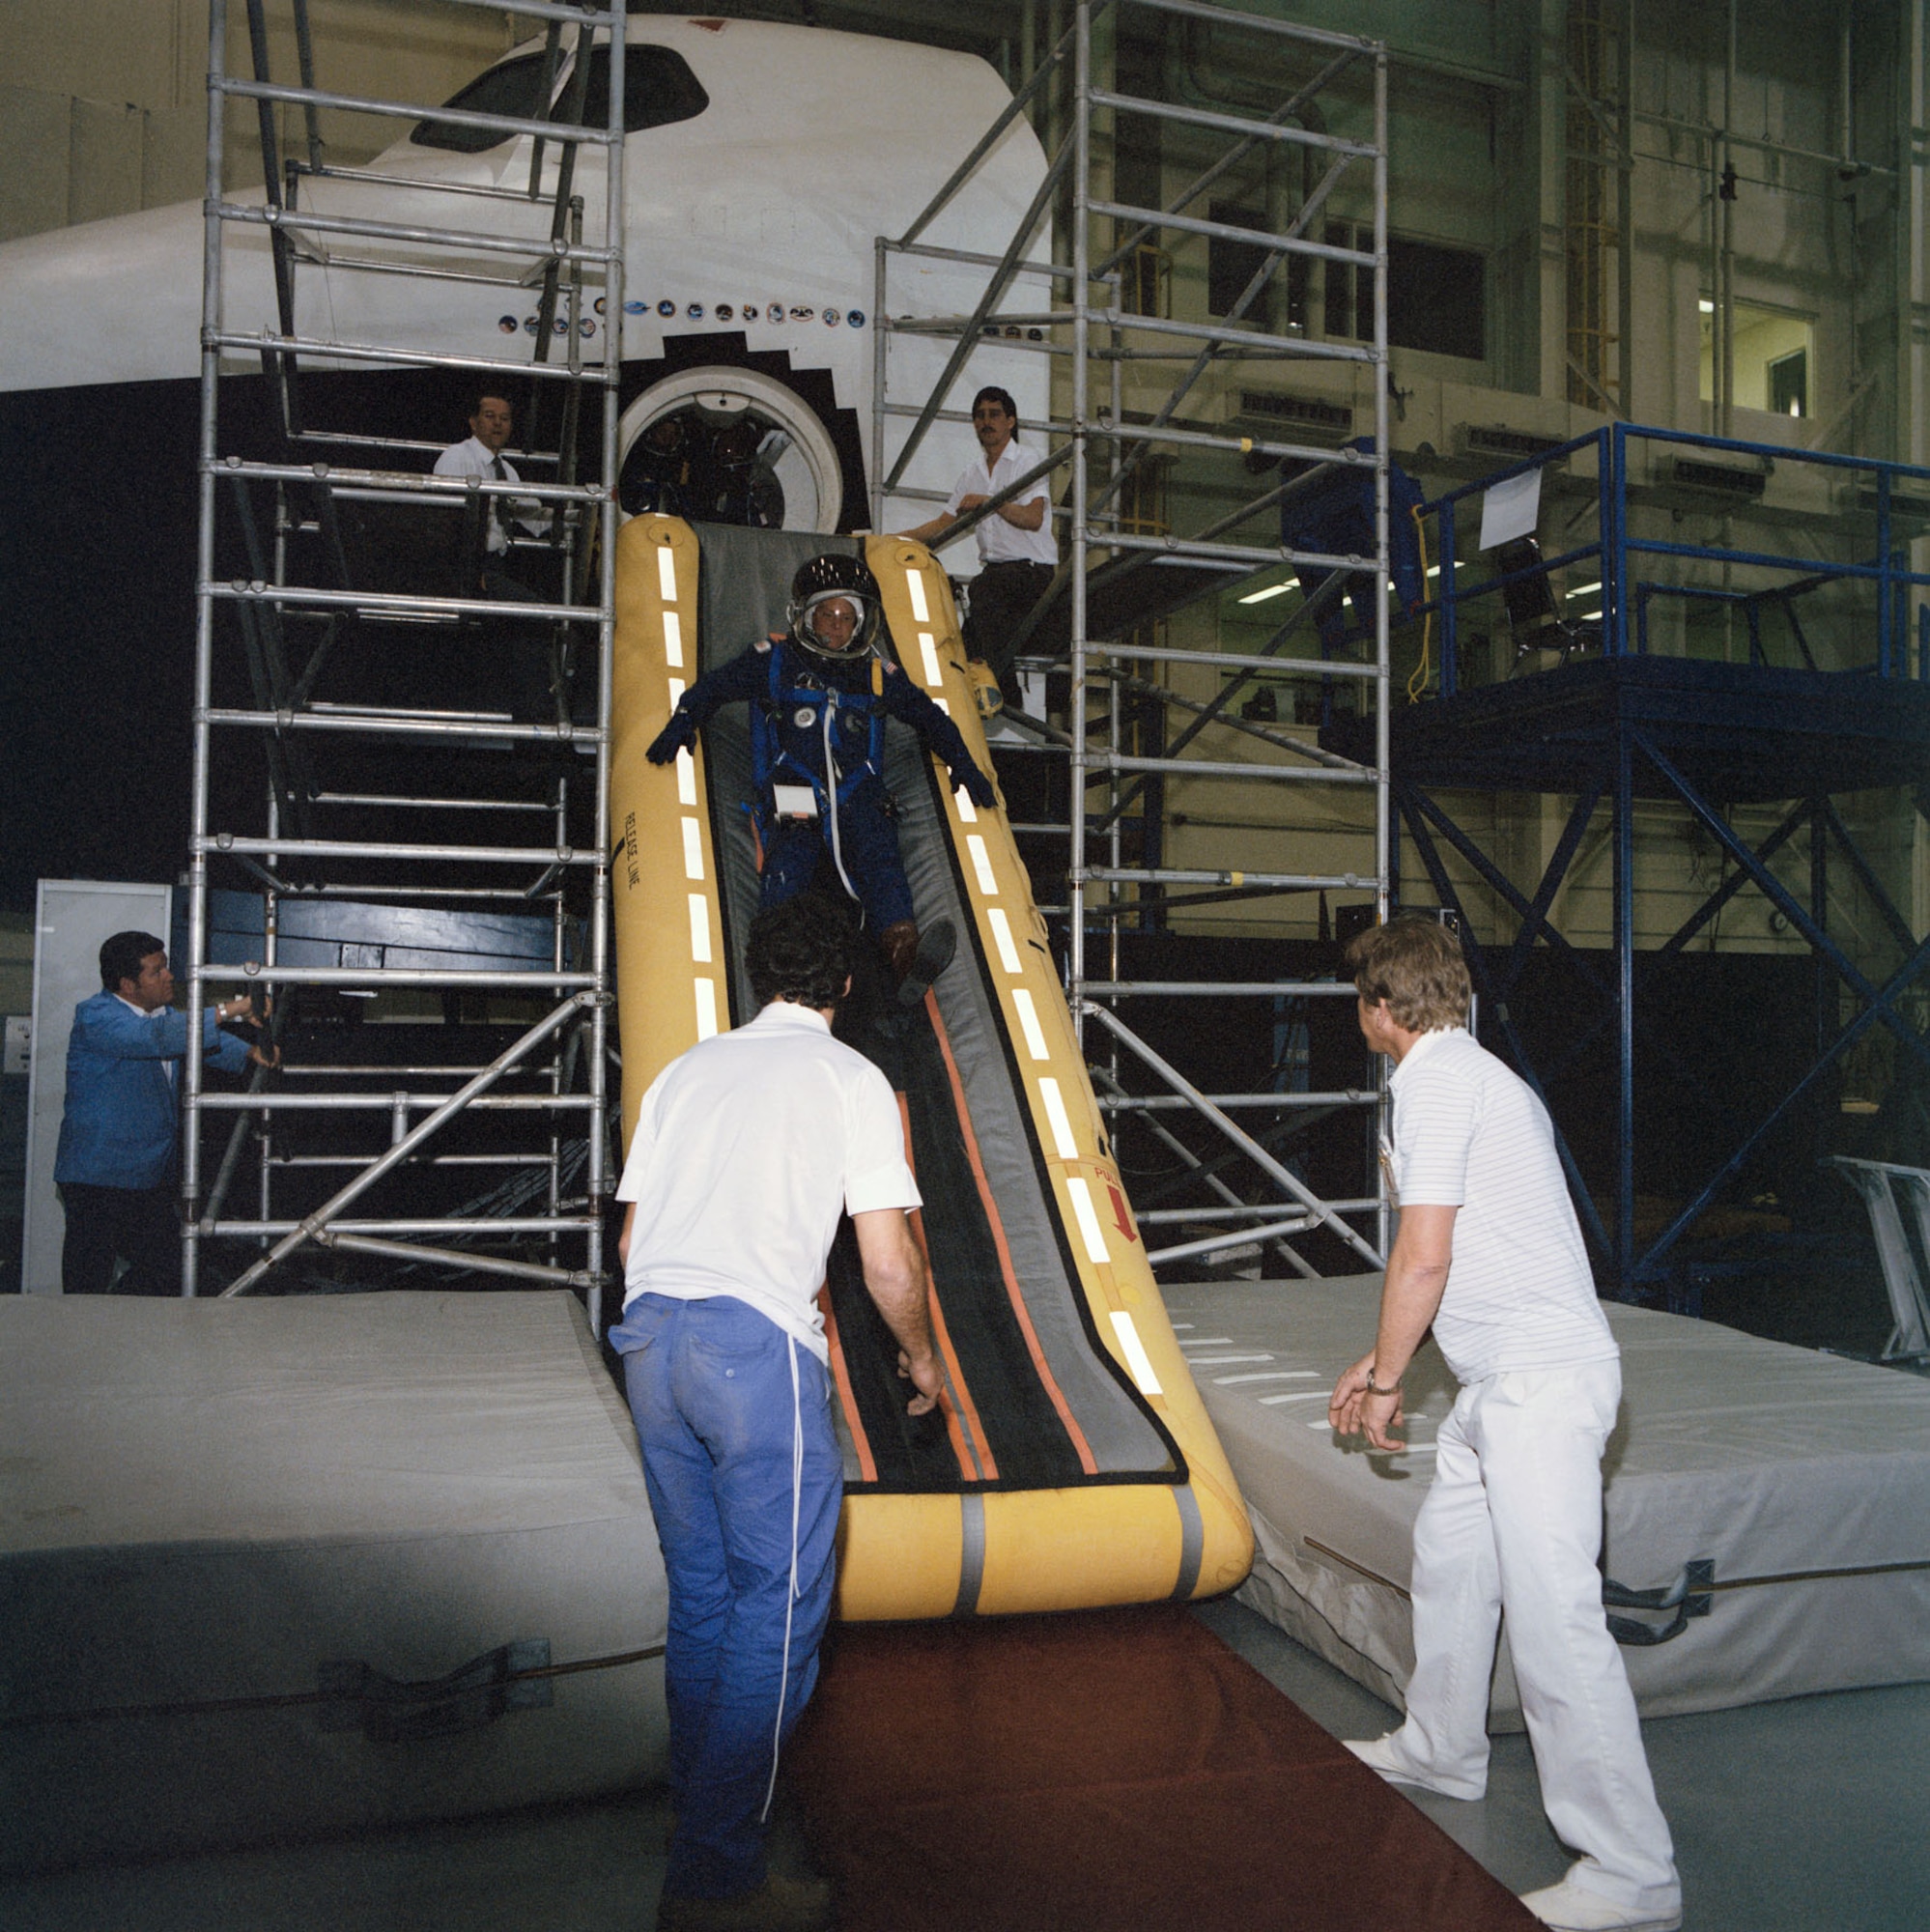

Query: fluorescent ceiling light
[1698,299,1715,314]
[1238,580,1295,605]
[1567,580,1602,597]
[1577,610,1603,621]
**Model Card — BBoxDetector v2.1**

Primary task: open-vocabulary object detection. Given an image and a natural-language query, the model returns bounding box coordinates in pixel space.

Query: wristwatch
[1365,1366,1402,1398]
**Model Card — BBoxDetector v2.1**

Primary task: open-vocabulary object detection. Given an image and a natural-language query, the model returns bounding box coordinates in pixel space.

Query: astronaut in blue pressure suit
[53,929,278,1295]
[647,554,998,1000]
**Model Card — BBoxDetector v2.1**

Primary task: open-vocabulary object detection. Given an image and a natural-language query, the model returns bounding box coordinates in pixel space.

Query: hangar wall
[0,0,516,244]
[5,0,1922,972]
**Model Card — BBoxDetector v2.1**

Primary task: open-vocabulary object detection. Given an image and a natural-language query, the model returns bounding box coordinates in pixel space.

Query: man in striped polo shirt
[1329,916,1681,1932]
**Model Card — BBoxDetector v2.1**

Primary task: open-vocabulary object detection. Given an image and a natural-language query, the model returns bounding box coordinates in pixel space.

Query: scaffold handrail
[204,708,602,744]
[1089,88,1380,159]
[1081,757,1377,786]
[205,582,604,622]
[215,199,615,266]
[1102,1090,1376,1108]
[203,328,606,380]
[1086,197,1377,266]
[440,0,622,23]
[1092,309,1377,361]
[1082,639,1381,678]
[214,75,620,146]
[1080,981,1367,998]
[211,460,609,503]
[192,839,598,868]
[197,1093,602,1111]
[1122,0,1378,54]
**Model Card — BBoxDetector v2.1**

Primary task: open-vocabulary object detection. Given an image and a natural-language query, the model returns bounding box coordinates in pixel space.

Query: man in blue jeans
[612,893,942,1932]
[54,929,276,1294]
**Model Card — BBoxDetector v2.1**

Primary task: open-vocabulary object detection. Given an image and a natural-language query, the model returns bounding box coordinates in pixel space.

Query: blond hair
[1344,915,1470,1033]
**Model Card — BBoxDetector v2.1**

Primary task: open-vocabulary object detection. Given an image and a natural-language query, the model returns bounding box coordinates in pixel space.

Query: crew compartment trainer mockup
[0,14,1049,535]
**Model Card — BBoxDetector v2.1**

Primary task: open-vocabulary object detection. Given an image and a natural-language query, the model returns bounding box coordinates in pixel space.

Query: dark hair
[1343,915,1470,1033]
[99,930,166,993]
[972,385,1018,427]
[746,893,854,1010]
[468,386,512,420]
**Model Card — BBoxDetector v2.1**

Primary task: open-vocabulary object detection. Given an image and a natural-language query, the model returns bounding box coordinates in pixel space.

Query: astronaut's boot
[880,918,956,1009]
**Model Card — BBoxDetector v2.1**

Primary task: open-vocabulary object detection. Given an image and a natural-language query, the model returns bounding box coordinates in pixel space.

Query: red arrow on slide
[1105,1182,1138,1243]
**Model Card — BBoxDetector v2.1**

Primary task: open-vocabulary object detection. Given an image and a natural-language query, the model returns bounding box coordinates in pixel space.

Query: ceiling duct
[1231,388,1354,446]
[1842,484,1930,534]
[1663,456,1770,500]
[1454,423,1569,466]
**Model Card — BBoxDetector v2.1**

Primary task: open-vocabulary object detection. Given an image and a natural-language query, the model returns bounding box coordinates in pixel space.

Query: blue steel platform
[1392,656,1930,805]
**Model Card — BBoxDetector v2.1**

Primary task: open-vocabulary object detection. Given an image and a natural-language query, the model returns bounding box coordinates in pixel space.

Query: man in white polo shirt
[1329,916,1680,1932]
[900,384,1057,711]
[611,892,941,1932]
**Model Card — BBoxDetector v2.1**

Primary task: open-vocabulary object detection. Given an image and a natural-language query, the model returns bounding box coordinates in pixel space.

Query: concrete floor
[6,1598,1925,1931]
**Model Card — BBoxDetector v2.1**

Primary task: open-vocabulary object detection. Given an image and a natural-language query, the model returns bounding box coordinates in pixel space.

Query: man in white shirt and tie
[434,389,552,560]
[433,389,555,718]
[900,384,1057,712]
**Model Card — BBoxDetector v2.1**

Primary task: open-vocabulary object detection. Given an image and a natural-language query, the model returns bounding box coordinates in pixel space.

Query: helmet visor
[797,590,869,658]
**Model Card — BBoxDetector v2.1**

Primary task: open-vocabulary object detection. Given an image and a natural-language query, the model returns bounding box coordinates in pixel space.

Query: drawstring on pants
[760,1333,805,1824]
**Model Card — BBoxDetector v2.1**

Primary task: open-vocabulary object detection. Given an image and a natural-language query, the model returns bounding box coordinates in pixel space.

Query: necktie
[490,454,509,535]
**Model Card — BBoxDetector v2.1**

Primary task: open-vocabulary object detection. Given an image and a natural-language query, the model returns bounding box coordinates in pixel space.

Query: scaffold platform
[1392,656,1930,805]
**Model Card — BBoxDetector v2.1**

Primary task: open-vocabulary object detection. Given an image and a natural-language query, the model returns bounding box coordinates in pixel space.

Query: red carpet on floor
[786,1605,1538,1931]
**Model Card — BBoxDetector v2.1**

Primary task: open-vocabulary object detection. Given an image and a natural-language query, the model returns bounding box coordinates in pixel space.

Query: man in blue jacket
[54,930,277,1295]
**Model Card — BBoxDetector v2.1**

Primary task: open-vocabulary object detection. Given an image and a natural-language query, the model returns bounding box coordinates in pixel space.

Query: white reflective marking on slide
[1038,1077,1080,1159]
[987,909,1021,973]
[1010,989,1049,1061]
[1109,1311,1163,1396]
[1067,1178,1110,1264]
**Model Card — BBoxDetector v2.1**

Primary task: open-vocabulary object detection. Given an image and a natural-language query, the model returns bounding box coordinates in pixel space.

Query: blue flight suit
[653,635,993,933]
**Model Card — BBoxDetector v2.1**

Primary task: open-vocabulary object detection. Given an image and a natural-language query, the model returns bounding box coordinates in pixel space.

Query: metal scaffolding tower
[184,1,625,1312]
[873,0,1394,1278]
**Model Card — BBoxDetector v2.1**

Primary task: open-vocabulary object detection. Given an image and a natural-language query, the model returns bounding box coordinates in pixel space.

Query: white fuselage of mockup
[0,16,1051,525]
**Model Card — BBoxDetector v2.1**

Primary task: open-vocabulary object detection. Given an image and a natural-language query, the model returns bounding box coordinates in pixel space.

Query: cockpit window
[411,44,707,153]
[411,53,549,153]
[577,46,710,134]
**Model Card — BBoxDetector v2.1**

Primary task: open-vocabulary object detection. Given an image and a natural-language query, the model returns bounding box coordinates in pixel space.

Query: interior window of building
[1321,220,1486,361]
[1699,298,1816,417]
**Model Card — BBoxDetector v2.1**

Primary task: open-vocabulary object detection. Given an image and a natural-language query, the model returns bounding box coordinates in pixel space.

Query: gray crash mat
[0,1292,667,1875]
[1168,1276,1930,1727]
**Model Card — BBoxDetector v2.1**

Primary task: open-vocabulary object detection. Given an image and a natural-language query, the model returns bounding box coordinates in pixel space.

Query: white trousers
[1390,1359,1680,1913]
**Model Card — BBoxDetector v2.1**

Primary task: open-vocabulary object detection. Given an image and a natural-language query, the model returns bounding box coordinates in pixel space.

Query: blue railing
[1418,423,1930,694]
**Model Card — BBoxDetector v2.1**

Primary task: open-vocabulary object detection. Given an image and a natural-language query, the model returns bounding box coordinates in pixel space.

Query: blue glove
[951,759,997,810]
[646,707,697,765]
